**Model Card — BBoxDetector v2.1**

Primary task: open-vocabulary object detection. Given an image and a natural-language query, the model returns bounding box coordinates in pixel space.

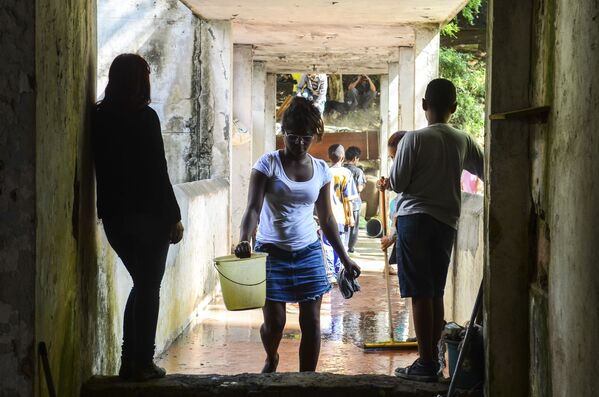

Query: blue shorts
[395,214,456,298]
[255,240,331,303]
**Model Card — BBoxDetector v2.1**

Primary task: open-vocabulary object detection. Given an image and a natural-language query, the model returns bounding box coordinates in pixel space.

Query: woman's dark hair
[388,130,407,148]
[281,97,324,141]
[99,53,151,110]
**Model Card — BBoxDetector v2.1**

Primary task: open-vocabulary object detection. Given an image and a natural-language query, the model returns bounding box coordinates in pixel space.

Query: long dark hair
[98,53,151,110]
[281,97,324,141]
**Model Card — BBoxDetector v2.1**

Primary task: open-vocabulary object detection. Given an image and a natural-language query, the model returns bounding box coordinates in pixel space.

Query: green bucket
[214,253,267,311]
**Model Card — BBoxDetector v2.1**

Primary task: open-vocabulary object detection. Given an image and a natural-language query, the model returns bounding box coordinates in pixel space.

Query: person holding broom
[382,79,484,381]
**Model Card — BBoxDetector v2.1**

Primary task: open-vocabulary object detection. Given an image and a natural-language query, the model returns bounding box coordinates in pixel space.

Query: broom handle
[380,179,394,341]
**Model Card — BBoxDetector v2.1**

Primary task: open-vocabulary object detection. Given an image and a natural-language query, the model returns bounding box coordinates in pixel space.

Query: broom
[363,177,417,350]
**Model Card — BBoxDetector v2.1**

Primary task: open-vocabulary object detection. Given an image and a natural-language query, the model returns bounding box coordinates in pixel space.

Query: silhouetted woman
[93,53,184,381]
[235,97,361,372]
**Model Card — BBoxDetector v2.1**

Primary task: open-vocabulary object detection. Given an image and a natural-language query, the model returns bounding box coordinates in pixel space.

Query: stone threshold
[82,373,482,397]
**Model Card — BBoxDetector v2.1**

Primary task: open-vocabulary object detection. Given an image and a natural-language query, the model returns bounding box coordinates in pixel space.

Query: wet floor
[158,232,418,375]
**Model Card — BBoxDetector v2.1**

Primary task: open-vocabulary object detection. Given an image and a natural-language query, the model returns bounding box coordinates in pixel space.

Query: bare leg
[260,300,286,373]
[298,297,323,372]
[432,297,445,360]
[412,296,435,364]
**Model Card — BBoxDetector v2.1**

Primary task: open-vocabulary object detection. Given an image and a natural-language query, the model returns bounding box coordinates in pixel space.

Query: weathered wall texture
[444,193,484,325]
[94,179,230,375]
[98,0,200,184]
[197,18,233,181]
[156,179,229,351]
[484,1,533,396]
[544,0,599,395]
[0,1,36,396]
[34,1,96,397]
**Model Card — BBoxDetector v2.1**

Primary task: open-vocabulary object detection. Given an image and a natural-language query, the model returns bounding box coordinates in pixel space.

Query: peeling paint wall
[0,1,36,396]
[98,0,200,184]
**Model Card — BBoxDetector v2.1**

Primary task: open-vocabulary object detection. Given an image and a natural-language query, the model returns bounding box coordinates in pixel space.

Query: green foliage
[440,48,486,138]
[439,0,486,138]
[441,0,483,37]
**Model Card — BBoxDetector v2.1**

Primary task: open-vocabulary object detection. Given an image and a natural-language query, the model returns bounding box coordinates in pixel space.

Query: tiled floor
[158,232,418,375]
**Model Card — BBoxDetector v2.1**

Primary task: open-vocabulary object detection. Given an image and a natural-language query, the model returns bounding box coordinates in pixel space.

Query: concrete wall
[34,0,97,396]
[0,1,37,396]
[94,179,230,374]
[544,0,599,395]
[487,0,599,395]
[98,0,200,184]
[444,193,484,325]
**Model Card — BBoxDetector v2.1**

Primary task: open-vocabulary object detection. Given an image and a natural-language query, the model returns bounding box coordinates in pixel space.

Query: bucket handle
[213,263,266,287]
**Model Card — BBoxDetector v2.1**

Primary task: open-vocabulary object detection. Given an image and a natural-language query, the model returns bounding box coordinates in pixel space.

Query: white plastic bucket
[214,253,267,311]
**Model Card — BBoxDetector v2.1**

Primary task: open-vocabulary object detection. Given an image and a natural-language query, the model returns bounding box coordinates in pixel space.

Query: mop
[363,179,418,350]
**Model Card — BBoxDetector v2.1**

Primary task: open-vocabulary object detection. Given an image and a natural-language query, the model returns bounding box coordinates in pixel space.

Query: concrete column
[252,61,267,163]
[413,25,440,129]
[398,46,415,131]
[485,0,532,395]
[264,73,277,153]
[198,19,232,181]
[379,75,389,176]
[388,62,400,135]
[231,44,254,244]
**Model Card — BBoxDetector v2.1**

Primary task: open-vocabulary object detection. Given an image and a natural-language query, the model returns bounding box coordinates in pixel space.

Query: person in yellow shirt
[320,144,358,282]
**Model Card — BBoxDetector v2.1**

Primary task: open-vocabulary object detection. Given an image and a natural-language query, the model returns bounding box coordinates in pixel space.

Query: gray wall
[546,0,599,395]
[0,1,36,396]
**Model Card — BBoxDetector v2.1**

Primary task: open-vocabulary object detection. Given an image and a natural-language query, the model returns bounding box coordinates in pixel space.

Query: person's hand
[381,235,394,251]
[234,241,252,258]
[170,221,184,244]
[342,257,361,279]
[376,176,389,192]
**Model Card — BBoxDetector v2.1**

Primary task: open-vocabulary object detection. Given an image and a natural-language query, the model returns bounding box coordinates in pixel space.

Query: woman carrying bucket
[235,96,361,373]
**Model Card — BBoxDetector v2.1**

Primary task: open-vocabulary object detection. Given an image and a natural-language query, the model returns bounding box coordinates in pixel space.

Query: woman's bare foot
[261,353,279,373]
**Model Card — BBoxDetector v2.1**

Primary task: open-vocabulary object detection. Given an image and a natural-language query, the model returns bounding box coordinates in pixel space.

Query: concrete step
[82,373,481,397]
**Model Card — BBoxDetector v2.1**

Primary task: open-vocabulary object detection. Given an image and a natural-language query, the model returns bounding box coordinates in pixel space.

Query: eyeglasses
[284,133,314,144]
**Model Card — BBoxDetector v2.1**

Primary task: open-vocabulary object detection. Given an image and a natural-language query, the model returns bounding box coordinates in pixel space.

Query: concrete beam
[231,44,254,244]
[413,25,440,129]
[233,22,415,49]
[252,61,267,162]
[265,62,389,75]
[180,0,470,26]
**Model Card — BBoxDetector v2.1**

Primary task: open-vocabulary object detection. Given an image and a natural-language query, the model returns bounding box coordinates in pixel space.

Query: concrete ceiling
[180,0,468,73]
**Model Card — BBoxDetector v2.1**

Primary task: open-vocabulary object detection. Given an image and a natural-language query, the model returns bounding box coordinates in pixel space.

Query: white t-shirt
[254,150,332,251]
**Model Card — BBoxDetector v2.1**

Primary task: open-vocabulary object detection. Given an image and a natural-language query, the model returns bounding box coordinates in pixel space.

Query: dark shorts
[395,214,456,298]
[255,240,331,303]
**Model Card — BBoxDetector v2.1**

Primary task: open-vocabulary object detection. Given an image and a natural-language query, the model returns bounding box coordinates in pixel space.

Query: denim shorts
[255,240,331,303]
[395,214,456,298]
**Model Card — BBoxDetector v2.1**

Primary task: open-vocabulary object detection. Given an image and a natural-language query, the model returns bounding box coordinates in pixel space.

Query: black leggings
[103,214,170,363]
